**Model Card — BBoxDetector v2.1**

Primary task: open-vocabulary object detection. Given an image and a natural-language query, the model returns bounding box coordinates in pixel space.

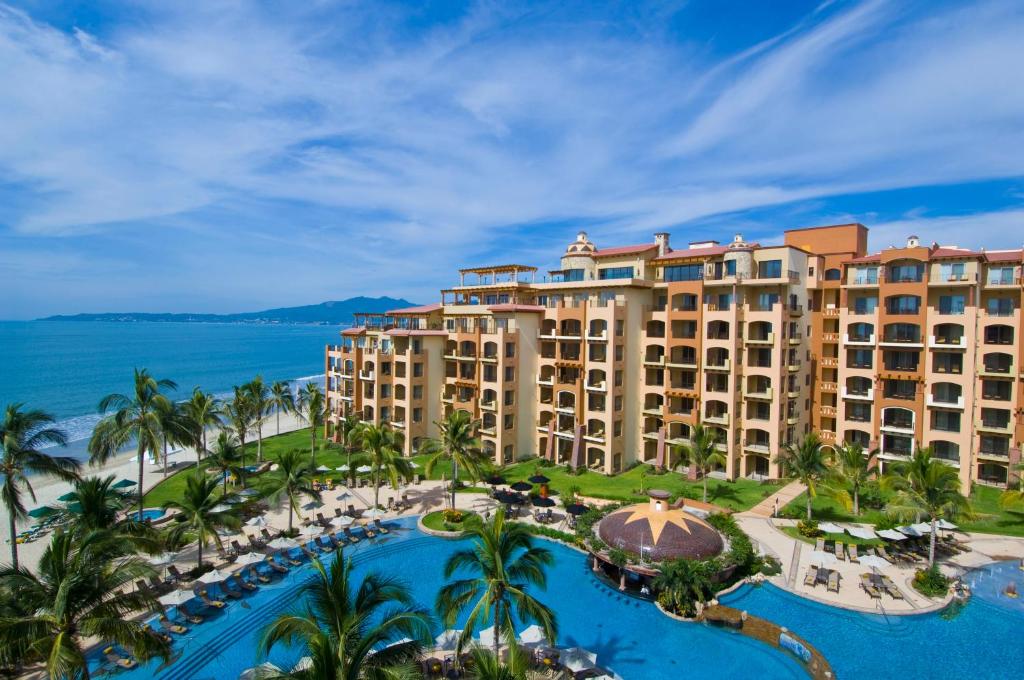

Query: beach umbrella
[246,516,268,527]
[936,519,958,531]
[299,525,322,537]
[316,465,332,472]
[356,465,373,474]
[486,475,506,486]
[267,537,299,551]
[64,502,83,513]
[147,552,176,566]
[434,629,463,650]
[518,625,546,646]
[239,488,261,497]
[210,504,232,513]
[566,503,588,516]
[239,663,282,680]
[28,506,58,519]
[528,474,550,484]
[336,465,350,472]
[477,628,499,647]
[235,552,266,566]
[510,481,533,492]
[877,529,907,541]
[336,491,351,501]
[809,551,838,567]
[112,479,137,489]
[408,461,420,469]
[363,508,386,519]
[158,590,197,607]
[302,500,323,511]
[911,522,933,534]
[197,569,232,584]
[897,525,923,537]
[532,496,556,508]
[817,521,844,534]
[846,526,877,540]
[57,492,77,503]
[561,647,598,672]
[857,555,888,569]
[331,515,354,527]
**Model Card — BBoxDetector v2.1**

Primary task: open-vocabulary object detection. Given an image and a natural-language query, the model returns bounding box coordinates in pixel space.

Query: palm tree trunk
[374,467,381,510]
[198,540,203,570]
[929,517,937,567]
[806,493,812,521]
[239,435,247,489]
[8,511,19,570]
[257,423,263,463]
[310,429,316,465]
[288,497,294,532]
[137,439,146,517]
[163,439,168,477]
[493,600,502,658]
[276,410,281,436]
[201,429,208,461]
[452,458,459,509]
[853,488,860,516]
[702,472,708,503]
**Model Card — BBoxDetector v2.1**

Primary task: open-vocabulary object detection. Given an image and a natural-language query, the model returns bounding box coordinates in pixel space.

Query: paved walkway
[744,480,806,518]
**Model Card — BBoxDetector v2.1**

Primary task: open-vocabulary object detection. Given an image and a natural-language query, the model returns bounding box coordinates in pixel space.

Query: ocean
[0,321,338,460]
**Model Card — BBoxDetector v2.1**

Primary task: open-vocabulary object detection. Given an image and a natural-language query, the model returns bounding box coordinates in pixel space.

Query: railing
[819,382,838,393]
[926,395,964,409]
[746,332,775,344]
[820,357,838,368]
[841,387,873,401]
[822,307,840,317]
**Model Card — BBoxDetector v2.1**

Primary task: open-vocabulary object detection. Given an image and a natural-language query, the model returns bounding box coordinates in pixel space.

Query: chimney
[654,232,670,256]
[907,235,920,248]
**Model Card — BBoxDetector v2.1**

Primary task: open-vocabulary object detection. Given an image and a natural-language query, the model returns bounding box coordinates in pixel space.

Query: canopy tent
[477,628,499,648]
[877,529,907,541]
[846,526,877,540]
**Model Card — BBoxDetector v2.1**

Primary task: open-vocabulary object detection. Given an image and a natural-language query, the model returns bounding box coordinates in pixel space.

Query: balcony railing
[841,387,874,401]
[926,395,964,409]
[746,332,775,345]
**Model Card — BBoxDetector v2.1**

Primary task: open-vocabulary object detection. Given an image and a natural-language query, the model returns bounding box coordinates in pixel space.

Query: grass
[781,526,883,548]
[782,483,1024,538]
[421,510,482,533]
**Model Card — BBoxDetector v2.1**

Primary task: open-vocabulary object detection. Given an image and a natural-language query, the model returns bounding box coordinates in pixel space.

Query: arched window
[824,268,842,281]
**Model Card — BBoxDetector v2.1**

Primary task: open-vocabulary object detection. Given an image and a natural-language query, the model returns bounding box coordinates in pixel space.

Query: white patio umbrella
[910,522,933,534]
[239,488,261,497]
[197,569,233,584]
[898,525,924,537]
[147,552,176,566]
[408,461,420,468]
[936,519,958,531]
[561,647,598,673]
[210,504,232,513]
[337,465,350,472]
[877,529,907,541]
[857,555,888,569]
[363,508,386,519]
[477,628,498,647]
[316,465,332,472]
[331,515,355,528]
[809,551,838,567]
[299,525,322,537]
[518,625,546,646]
[356,465,373,474]
[267,537,299,551]
[158,590,197,607]
[434,629,463,650]
[239,662,282,680]
[846,526,877,540]
[234,552,266,566]
[818,521,844,534]
[246,516,268,527]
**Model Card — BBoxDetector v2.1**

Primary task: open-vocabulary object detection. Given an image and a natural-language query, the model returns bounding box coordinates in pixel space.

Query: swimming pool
[131,508,165,522]
[96,517,804,679]
[721,560,1024,679]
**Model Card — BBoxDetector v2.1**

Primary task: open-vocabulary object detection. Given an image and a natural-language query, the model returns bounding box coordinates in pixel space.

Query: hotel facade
[325,224,1024,492]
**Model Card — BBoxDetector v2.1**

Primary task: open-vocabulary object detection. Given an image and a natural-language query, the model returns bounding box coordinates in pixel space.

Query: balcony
[979,362,1015,378]
[586,331,608,342]
[977,448,1010,461]
[879,337,924,349]
[746,332,775,345]
[819,405,837,418]
[480,400,496,412]
[744,387,773,400]
[705,359,731,372]
[583,431,606,444]
[786,414,801,425]
[744,442,771,455]
[819,357,838,368]
[977,420,1013,434]
[642,406,663,417]
[822,307,841,317]
[704,412,729,426]
[929,336,967,349]
[643,354,666,367]
[985,275,1022,287]
[537,376,554,386]
[666,358,699,369]
[359,370,375,381]
[880,422,915,435]
[819,382,838,393]
[479,426,496,436]
[843,333,875,346]
[926,395,964,409]
[932,272,975,285]
[821,332,839,343]
[788,360,804,371]
[585,381,607,392]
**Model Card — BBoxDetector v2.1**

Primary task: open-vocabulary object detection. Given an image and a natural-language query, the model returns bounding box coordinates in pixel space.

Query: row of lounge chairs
[859,573,905,600]
[803,566,841,593]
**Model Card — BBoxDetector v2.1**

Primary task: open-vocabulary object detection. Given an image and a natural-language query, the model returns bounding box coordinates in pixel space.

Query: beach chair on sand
[231,540,248,555]
[859,574,882,600]
[804,566,818,587]
[835,542,846,561]
[875,545,893,563]
[848,544,859,563]
[316,512,330,527]
[167,565,186,583]
[104,647,137,669]
[261,528,276,543]
[827,571,840,593]
[815,538,825,552]
[334,507,344,518]
[881,576,905,600]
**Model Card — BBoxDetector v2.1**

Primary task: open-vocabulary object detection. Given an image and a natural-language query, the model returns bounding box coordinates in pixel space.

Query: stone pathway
[744,480,806,518]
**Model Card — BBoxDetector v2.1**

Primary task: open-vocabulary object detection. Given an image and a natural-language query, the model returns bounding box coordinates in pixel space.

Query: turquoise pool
[721,560,1024,679]
[95,517,804,679]
[131,508,165,522]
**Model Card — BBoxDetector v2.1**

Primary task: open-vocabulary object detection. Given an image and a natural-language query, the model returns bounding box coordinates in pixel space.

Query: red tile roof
[930,247,983,259]
[386,302,441,315]
[487,304,545,313]
[653,245,730,261]
[985,250,1023,262]
[847,254,882,264]
[341,327,366,336]
[384,329,448,336]
[590,244,658,258]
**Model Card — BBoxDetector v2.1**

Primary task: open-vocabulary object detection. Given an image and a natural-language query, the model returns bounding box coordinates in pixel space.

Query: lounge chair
[142,623,173,644]
[301,542,320,558]
[347,504,362,519]
[251,565,272,583]
[835,542,846,561]
[230,575,257,592]
[197,588,226,609]
[343,528,361,544]
[803,566,818,587]
[104,646,137,669]
[848,544,859,563]
[815,538,825,552]
[373,518,390,534]
[136,579,151,594]
[265,556,288,573]
[282,550,303,566]
[167,565,186,583]
[150,576,171,593]
[881,576,905,600]
[859,574,882,599]
[158,615,187,635]
[334,507,344,518]
[260,528,276,543]
[363,523,377,539]
[317,535,337,552]
[217,582,242,599]
[875,546,893,563]
[178,605,204,625]
[827,571,840,593]
[316,512,330,527]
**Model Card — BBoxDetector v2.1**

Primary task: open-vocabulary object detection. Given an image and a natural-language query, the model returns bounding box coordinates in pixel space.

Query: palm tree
[884,447,971,567]
[423,411,487,510]
[436,509,557,657]
[163,471,240,569]
[89,369,178,516]
[63,476,161,552]
[223,387,256,487]
[673,423,725,503]
[998,463,1024,509]
[269,380,295,436]
[359,424,412,511]
[0,530,170,680]
[775,433,829,520]
[155,398,190,477]
[183,388,222,461]
[337,413,363,483]
[206,431,245,495]
[465,645,530,680]
[247,376,273,463]
[1,404,80,569]
[260,449,320,533]
[827,441,877,516]
[297,383,326,464]
[259,557,431,680]
[652,558,715,617]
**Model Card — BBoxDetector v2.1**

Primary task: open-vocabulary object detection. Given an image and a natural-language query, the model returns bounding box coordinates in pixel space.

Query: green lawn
[421,509,482,532]
[782,483,1024,538]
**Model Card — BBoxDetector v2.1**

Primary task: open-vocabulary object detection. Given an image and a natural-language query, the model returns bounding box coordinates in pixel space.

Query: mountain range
[38,296,418,325]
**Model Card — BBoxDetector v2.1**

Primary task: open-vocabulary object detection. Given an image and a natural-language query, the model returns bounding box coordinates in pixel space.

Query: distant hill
[38,296,418,325]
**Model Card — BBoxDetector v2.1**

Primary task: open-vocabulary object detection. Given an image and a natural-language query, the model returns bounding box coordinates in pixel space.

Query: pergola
[457,264,537,287]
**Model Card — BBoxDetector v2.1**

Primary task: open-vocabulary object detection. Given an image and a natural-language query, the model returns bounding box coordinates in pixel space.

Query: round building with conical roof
[597,490,725,562]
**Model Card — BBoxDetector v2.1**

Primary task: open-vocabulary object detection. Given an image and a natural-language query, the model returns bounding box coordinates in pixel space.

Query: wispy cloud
[0,0,1022,317]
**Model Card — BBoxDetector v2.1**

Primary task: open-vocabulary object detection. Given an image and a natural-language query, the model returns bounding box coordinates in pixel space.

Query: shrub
[758,556,783,576]
[608,548,631,567]
[858,481,887,510]
[912,566,950,597]
[442,509,465,523]
[797,519,823,538]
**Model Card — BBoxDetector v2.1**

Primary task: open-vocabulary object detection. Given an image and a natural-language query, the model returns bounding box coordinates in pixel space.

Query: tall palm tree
[651,558,715,617]
[183,388,222,461]
[884,447,971,567]
[436,509,557,657]
[63,476,161,552]
[775,433,829,520]
[337,413,363,484]
[223,387,256,487]
[206,431,246,495]
[297,383,326,464]
[423,411,487,509]
[155,398,190,477]
[162,471,240,569]
[359,424,412,511]
[260,449,320,533]
[999,463,1024,509]
[0,530,170,680]
[269,380,295,436]
[89,369,177,516]
[259,557,431,680]
[673,422,724,503]
[1,404,80,569]
[465,645,530,680]
[827,441,877,516]
[247,376,273,463]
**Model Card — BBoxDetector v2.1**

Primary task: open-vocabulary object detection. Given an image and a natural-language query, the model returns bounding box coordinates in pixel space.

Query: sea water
[0,320,337,460]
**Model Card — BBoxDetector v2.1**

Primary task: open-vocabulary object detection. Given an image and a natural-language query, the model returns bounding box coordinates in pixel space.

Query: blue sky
[1,0,1023,319]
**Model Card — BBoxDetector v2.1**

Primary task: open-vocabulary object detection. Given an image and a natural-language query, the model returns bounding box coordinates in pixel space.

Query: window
[883,408,914,429]
[725,260,737,276]
[888,263,924,282]
[413,363,423,377]
[848,322,874,341]
[979,435,1009,455]
[562,269,585,282]
[824,268,842,281]
[504,390,514,406]
[615,320,624,336]
[412,385,423,399]
[412,408,422,423]
[705,293,733,310]
[987,297,1015,316]
[615,345,623,361]
[505,342,515,358]
[984,325,1014,344]
[883,379,916,400]
[759,260,783,278]
[847,349,873,369]
[757,293,780,310]
[846,403,871,422]
[884,323,920,343]
[981,380,1011,401]
[503,366,515,381]
[886,295,921,315]
[853,267,879,285]
[932,353,962,374]
[663,264,703,282]
[988,267,1015,285]
[883,350,919,371]
[599,266,634,280]
[852,296,877,314]
[931,411,960,433]
[504,414,514,430]
[981,408,1010,429]
[614,396,623,412]
[932,441,959,462]
[939,262,965,281]
[938,295,965,315]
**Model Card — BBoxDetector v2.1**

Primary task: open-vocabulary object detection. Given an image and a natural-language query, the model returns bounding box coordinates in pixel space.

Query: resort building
[325,225,1024,491]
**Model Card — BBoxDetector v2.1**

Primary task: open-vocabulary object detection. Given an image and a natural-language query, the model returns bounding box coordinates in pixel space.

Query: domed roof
[565,231,596,254]
[598,492,724,562]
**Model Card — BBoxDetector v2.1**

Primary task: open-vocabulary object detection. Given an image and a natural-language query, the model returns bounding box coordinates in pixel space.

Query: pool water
[721,560,1024,679]
[131,508,165,522]
[96,517,804,680]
